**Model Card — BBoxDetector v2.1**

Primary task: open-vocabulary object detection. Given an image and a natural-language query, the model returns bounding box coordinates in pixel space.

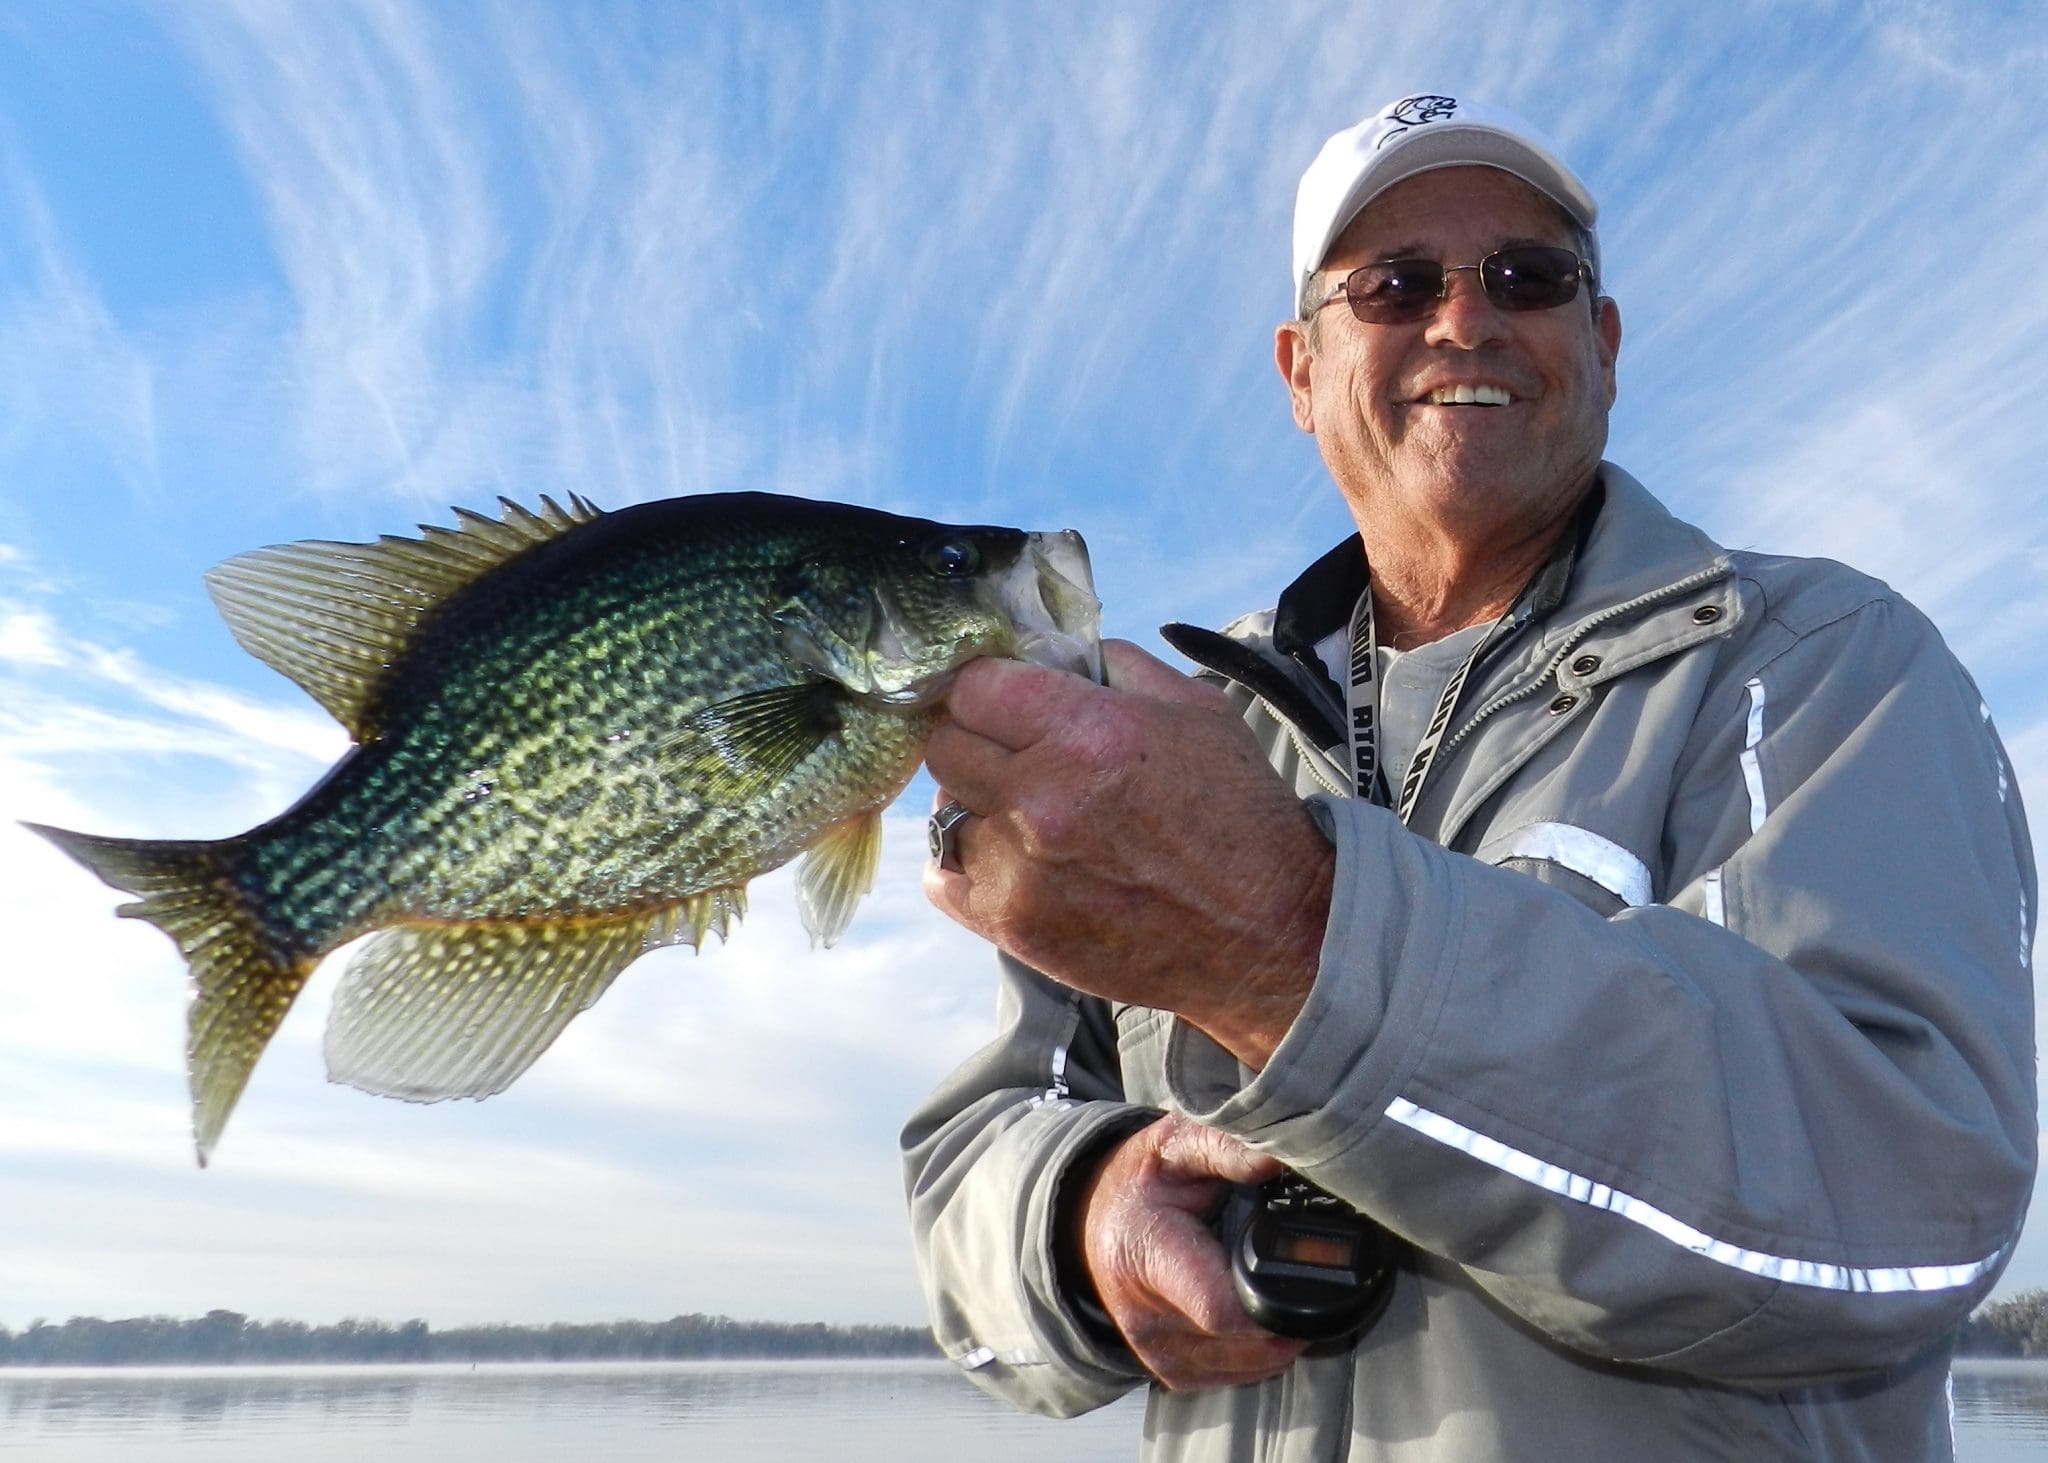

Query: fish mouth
[816,528,1103,708]
[1002,529,1103,684]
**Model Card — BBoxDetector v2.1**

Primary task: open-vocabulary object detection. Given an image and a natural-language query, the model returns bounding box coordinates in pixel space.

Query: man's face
[1276,166,1621,549]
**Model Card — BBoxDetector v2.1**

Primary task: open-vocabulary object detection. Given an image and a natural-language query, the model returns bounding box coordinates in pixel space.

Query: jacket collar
[1163,464,1734,752]
[1270,535,1364,661]
[1536,464,1731,643]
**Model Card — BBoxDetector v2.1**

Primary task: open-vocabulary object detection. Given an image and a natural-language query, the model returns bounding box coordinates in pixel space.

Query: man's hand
[1075,1113,1308,1390]
[923,640,1334,1069]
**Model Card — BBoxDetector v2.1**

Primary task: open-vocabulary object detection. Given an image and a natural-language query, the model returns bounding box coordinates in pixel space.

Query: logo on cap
[1379,94,1458,148]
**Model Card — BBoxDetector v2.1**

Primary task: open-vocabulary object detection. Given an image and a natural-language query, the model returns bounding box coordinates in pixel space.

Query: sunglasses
[1313,245,1593,325]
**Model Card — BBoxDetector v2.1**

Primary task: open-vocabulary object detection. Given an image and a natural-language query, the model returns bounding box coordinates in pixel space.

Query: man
[903,93,2036,1461]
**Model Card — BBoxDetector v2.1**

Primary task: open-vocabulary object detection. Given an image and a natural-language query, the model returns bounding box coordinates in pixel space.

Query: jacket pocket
[1474,819,1653,918]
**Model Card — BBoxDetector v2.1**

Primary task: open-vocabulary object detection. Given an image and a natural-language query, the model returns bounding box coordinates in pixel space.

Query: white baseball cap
[1292,93,1599,311]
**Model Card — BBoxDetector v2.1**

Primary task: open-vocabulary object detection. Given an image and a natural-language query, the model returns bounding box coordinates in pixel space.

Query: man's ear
[1275,321,1317,433]
[1595,296,1622,406]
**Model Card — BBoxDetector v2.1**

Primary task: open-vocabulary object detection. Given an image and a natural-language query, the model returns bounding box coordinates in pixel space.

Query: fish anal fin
[324,911,655,1103]
[641,884,751,952]
[204,494,602,738]
[656,682,843,799]
[796,808,883,948]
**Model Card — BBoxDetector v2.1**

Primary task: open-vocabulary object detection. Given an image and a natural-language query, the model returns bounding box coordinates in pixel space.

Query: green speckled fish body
[30,491,1102,1163]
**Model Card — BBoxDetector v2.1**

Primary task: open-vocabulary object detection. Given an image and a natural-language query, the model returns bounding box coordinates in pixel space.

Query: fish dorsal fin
[796,808,883,948]
[205,493,603,739]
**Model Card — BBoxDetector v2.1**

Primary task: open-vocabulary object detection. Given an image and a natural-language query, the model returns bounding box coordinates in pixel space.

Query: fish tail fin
[26,822,316,1166]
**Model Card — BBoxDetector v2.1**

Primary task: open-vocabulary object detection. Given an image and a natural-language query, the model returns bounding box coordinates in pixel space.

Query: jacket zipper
[1266,705,1352,797]
[1437,565,1731,758]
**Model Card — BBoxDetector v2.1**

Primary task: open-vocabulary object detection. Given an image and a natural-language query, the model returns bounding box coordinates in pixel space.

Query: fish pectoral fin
[657,681,844,797]
[796,808,883,949]
[204,494,600,739]
[324,913,651,1103]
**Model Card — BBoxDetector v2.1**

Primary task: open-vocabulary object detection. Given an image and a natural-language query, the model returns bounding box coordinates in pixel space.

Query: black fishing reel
[1213,1173,1400,1349]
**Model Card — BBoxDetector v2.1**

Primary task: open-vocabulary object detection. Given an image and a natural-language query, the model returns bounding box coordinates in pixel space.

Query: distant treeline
[0,1311,939,1367]
[9,1293,2045,1366]
[1958,1289,2048,1359]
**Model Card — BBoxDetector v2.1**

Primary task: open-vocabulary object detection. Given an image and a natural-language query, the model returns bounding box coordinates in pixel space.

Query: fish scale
[30,490,1101,1162]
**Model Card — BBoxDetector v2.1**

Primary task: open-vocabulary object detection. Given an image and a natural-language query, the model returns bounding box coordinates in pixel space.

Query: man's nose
[1424,267,1510,349]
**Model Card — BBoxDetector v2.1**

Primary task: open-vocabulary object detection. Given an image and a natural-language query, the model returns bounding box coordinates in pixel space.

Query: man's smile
[1411,382,1516,407]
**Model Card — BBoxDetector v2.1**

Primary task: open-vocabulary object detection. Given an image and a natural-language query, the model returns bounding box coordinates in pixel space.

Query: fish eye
[920,537,982,578]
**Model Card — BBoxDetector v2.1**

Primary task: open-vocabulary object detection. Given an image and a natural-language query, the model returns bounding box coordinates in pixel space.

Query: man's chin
[1400,438,1537,492]
[1387,454,1593,529]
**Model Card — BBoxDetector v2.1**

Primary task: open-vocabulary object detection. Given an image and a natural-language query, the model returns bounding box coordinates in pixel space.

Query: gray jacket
[902,466,2037,1461]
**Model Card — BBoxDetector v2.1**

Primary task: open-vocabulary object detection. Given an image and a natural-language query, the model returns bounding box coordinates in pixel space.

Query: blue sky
[1,1,2043,1330]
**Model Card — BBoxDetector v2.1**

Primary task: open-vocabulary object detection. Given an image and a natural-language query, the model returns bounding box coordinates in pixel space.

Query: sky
[0,0,2043,1332]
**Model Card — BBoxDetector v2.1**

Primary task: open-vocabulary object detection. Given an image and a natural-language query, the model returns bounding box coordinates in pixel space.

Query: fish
[27,490,1101,1164]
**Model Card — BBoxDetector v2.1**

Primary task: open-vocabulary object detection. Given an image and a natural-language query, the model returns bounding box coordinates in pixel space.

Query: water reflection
[1,1359,2042,1461]
[1953,1360,2048,1460]
[0,1367,426,1438]
[0,1360,1142,1462]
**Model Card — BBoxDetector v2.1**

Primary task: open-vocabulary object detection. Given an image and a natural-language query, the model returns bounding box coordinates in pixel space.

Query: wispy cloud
[1873,0,2048,80]
[155,1,509,502]
[0,145,160,502]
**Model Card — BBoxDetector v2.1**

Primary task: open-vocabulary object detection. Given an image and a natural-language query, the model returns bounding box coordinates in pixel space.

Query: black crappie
[29,491,1101,1163]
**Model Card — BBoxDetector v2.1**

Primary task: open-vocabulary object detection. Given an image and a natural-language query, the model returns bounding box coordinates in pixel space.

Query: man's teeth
[1424,384,1512,406]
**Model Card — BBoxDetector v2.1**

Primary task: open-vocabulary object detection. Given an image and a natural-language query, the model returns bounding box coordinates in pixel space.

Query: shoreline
[0,1356,957,1379]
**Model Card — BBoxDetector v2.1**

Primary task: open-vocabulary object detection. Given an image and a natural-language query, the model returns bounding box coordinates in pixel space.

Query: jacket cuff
[1027,1103,1161,1378]
[1048,1107,1161,1357]
[1164,795,1464,1162]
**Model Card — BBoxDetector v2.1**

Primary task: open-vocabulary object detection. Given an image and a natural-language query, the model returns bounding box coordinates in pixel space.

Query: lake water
[1,1357,2042,1459]
[0,1361,1142,1461]
[1951,1361,2048,1462]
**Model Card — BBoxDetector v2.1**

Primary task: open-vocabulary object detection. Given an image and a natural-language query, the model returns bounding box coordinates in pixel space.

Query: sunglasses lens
[1483,247,1584,311]
[1336,248,1586,323]
[1344,260,1445,323]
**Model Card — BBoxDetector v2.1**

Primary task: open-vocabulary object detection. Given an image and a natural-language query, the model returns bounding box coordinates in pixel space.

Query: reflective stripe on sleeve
[950,1344,1043,1369]
[1027,992,1082,1110]
[1384,1097,2007,1293]
[1976,702,2029,959]
[1981,703,2009,803]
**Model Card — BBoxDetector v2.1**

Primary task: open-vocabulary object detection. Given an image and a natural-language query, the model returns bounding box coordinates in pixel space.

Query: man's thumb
[1102,639,1224,707]
[1153,1114,1287,1186]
